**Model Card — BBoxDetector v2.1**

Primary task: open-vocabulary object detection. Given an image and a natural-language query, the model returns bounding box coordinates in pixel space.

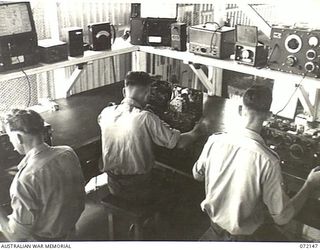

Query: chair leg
[128,223,142,240]
[134,223,142,240]
[107,213,114,240]
[154,212,160,237]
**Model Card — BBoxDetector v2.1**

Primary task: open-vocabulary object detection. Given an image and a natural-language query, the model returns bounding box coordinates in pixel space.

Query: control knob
[285,55,297,67]
[305,62,318,72]
[289,143,304,160]
[306,50,317,60]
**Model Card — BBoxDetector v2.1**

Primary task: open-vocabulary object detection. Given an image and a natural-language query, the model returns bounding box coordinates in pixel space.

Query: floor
[75,172,209,241]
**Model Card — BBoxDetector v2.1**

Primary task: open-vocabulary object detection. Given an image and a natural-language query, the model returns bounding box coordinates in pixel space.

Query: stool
[101,193,160,240]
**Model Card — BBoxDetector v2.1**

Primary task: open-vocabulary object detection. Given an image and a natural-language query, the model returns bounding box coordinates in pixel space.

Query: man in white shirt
[99,71,205,203]
[193,85,320,241]
[0,109,86,241]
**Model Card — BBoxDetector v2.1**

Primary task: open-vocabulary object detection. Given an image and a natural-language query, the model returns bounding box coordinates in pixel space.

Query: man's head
[3,109,45,155]
[240,85,273,124]
[123,71,153,106]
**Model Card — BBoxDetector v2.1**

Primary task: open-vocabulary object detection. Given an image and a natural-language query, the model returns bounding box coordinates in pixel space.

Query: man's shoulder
[258,144,280,163]
[50,145,76,155]
[21,146,79,180]
[140,109,159,119]
[207,132,227,142]
[31,146,77,169]
[100,104,118,116]
[209,131,280,163]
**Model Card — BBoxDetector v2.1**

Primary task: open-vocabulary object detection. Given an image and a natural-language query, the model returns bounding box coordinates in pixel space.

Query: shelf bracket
[297,85,316,121]
[189,63,215,95]
[66,63,86,97]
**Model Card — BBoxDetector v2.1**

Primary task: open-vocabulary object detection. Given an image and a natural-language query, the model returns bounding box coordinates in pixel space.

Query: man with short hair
[98,71,205,203]
[0,109,86,241]
[193,85,320,241]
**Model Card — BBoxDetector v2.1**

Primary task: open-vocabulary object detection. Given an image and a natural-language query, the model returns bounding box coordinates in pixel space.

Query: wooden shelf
[3,43,319,89]
[138,46,320,88]
[0,44,138,82]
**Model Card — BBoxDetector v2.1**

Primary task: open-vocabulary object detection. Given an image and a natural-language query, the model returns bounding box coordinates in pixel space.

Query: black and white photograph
[0,0,319,249]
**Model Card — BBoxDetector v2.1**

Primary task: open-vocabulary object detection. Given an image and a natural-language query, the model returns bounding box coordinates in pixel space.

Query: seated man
[193,85,320,241]
[98,71,205,203]
[0,109,86,241]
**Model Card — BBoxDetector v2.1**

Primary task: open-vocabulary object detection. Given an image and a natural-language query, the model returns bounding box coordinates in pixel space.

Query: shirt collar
[17,143,50,170]
[242,128,265,145]
[121,97,143,109]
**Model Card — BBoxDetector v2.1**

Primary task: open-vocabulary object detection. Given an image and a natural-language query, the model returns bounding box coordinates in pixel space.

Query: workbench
[39,82,320,231]
[40,82,232,179]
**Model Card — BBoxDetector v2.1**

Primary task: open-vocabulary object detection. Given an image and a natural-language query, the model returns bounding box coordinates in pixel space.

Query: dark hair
[243,85,272,112]
[124,71,152,87]
[3,109,45,135]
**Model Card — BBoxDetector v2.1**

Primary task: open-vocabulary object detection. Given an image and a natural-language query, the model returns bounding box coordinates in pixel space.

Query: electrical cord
[210,26,222,55]
[203,22,221,28]
[8,43,32,107]
[274,75,306,117]
[199,22,222,55]
[16,56,32,107]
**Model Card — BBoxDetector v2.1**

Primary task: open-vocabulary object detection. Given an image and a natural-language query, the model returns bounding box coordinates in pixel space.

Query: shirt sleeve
[97,108,106,125]
[144,112,181,149]
[6,176,38,241]
[262,161,295,225]
[192,135,214,182]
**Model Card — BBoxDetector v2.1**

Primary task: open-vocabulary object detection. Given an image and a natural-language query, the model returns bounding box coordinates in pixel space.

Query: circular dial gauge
[285,34,302,53]
[241,50,250,59]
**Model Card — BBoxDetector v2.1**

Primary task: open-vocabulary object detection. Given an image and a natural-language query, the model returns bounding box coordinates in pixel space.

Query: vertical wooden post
[45,1,68,98]
[210,1,225,97]
[314,89,320,121]
[132,51,148,72]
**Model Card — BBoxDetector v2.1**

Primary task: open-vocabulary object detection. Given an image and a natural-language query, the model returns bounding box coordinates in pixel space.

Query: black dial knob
[306,50,317,60]
[288,38,300,50]
[289,144,304,160]
[305,62,316,72]
[285,34,302,53]
[285,55,296,67]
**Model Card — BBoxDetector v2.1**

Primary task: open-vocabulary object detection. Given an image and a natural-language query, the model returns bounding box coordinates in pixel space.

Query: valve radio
[268,26,320,78]
[189,24,235,59]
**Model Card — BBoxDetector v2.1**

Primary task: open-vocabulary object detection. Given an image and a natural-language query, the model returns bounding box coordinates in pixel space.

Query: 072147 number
[300,244,318,248]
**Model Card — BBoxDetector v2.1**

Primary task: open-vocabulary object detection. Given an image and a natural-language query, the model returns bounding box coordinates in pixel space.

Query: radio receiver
[0,2,39,72]
[268,26,320,78]
[189,24,235,59]
[130,17,176,46]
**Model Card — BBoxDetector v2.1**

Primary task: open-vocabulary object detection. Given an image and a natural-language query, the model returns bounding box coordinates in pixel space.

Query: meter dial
[285,34,302,53]
[241,49,250,59]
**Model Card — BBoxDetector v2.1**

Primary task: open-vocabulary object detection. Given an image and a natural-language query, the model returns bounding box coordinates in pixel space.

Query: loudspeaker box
[171,22,187,51]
